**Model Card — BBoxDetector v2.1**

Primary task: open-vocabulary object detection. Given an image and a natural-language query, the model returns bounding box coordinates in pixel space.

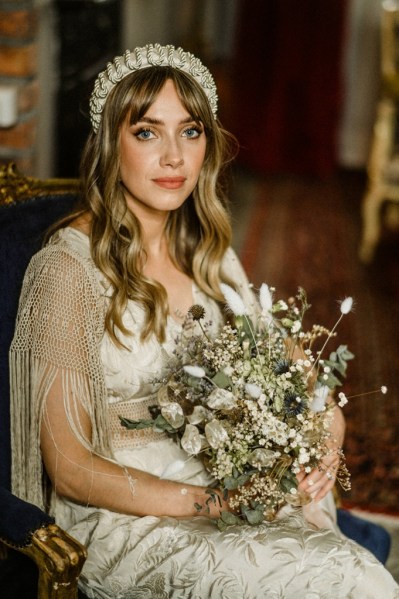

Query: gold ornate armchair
[0,163,87,598]
[359,0,399,262]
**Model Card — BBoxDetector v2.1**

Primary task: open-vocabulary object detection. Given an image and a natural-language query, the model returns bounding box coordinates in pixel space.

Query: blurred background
[0,0,381,178]
[1,0,399,515]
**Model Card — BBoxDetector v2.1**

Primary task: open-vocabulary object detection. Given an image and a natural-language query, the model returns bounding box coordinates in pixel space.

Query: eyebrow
[135,116,199,126]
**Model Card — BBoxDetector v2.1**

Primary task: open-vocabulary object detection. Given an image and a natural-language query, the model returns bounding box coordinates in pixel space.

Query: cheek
[120,143,147,179]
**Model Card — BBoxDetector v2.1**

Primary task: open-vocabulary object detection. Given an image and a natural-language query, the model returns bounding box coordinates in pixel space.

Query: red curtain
[228,0,347,177]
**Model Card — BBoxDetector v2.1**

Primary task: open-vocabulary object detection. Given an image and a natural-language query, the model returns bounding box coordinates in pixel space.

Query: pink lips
[152,177,186,190]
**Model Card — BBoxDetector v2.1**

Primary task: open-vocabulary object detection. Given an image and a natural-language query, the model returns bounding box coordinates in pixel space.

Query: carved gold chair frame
[0,162,80,205]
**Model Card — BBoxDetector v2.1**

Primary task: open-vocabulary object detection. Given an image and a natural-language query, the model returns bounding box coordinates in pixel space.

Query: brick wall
[0,1,38,174]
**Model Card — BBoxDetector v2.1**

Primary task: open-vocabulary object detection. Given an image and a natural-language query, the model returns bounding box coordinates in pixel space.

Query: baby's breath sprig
[338,386,388,405]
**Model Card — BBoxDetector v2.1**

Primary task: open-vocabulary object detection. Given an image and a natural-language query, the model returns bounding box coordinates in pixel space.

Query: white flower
[245,383,262,398]
[381,386,388,394]
[340,297,353,315]
[223,365,234,376]
[259,283,273,316]
[220,283,247,316]
[181,424,202,455]
[275,300,288,311]
[338,392,348,407]
[291,320,302,334]
[183,365,206,378]
[310,385,329,412]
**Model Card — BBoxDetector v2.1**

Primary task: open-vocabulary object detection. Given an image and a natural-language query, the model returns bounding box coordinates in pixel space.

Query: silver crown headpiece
[89,43,218,133]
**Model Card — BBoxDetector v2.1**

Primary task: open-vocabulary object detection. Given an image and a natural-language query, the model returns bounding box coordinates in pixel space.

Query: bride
[10,44,399,598]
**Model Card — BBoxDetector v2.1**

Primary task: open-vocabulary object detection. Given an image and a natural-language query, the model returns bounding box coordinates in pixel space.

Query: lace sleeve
[10,241,113,509]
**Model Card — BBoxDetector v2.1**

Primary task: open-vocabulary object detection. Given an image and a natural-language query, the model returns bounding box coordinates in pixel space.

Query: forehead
[143,79,191,120]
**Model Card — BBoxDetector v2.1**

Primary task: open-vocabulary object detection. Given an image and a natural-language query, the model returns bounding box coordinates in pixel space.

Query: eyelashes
[134,128,154,141]
[133,125,203,141]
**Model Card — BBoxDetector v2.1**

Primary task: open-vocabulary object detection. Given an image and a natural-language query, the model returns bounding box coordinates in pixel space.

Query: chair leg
[358,98,396,262]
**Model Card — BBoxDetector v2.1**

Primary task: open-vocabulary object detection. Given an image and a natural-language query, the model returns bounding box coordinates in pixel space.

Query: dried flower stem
[345,388,388,400]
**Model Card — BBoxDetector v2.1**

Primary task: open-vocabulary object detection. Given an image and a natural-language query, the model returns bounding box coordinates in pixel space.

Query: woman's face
[119,79,207,220]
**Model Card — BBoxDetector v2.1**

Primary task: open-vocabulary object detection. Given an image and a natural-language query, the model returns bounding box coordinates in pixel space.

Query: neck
[137,211,169,258]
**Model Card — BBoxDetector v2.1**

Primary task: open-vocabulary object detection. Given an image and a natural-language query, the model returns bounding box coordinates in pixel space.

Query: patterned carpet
[230,168,399,513]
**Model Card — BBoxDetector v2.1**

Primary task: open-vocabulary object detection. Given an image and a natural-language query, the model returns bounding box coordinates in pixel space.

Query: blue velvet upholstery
[0,549,39,599]
[0,487,54,599]
[337,508,391,565]
[0,193,77,491]
[0,487,54,546]
[0,192,79,599]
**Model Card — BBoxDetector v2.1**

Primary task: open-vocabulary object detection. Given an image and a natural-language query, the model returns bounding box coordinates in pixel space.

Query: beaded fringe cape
[9,235,113,510]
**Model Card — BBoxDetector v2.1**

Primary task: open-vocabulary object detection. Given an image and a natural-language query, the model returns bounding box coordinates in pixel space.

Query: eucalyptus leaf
[321,344,355,389]
[280,473,297,493]
[323,372,343,389]
[217,511,243,531]
[241,503,265,525]
[212,370,232,389]
[223,476,240,490]
[220,510,240,525]
[153,414,180,433]
[223,472,252,490]
[119,416,155,430]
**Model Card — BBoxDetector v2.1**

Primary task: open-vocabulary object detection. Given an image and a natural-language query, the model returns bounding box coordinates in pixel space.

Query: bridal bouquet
[121,284,354,528]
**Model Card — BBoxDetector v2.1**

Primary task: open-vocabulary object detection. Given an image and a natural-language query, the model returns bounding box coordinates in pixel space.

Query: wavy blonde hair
[58,66,236,344]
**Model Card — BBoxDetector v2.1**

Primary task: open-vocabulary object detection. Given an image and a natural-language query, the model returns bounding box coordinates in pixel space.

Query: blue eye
[184,127,201,139]
[135,129,154,140]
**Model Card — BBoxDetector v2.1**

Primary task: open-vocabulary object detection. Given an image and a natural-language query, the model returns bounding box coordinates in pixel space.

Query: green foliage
[119,414,177,434]
[322,344,355,389]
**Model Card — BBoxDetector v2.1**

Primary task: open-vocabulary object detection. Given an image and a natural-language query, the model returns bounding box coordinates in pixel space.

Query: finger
[296,471,306,483]
[298,475,322,492]
[313,479,336,502]
[299,463,337,493]
[298,467,324,490]
[312,468,337,501]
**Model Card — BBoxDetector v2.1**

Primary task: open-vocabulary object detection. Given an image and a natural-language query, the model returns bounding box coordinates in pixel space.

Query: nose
[160,136,184,168]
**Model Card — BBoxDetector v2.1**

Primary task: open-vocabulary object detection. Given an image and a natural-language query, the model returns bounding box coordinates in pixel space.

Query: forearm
[40,376,226,518]
[48,449,226,519]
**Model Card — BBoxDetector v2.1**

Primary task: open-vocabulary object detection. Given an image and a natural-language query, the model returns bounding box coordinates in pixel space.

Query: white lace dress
[30,229,399,598]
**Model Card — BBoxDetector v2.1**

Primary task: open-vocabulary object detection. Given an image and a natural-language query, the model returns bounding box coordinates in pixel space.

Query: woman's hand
[297,400,345,502]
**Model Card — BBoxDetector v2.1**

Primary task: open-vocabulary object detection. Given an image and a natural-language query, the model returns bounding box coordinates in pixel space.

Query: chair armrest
[0,488,87,598]
[20,524,87,599]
